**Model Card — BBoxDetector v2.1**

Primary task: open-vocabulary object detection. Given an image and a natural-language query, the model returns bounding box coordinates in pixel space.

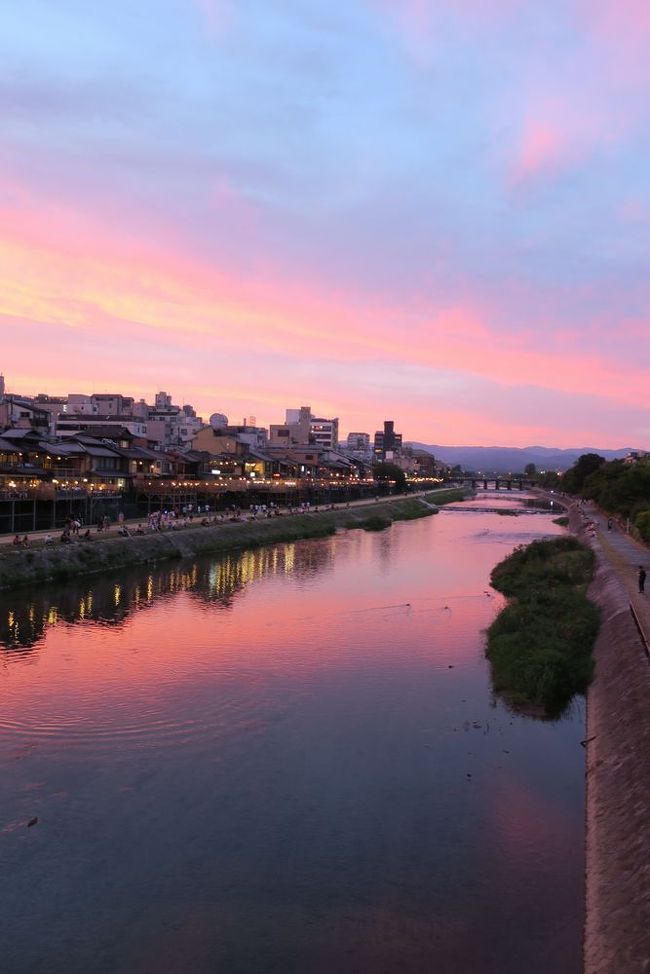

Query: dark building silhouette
[373,421,402,461]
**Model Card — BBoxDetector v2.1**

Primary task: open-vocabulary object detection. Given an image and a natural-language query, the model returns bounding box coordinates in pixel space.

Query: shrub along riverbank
[487,536,600,716]
[0,489,467,592]
[423,488,471,506]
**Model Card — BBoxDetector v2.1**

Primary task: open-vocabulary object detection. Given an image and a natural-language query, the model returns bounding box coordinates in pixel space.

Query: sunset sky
[2,0,649,447]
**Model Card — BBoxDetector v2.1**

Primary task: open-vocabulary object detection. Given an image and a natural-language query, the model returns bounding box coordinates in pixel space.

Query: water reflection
[0,541,335,651]
[1,512,583,974]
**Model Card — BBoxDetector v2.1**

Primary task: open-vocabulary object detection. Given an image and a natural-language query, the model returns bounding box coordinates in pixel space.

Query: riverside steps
[0,490,465,593]
[570,503,650,972]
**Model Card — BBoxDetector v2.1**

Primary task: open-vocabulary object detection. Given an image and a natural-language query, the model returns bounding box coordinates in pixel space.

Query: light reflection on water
[0,508,583,974]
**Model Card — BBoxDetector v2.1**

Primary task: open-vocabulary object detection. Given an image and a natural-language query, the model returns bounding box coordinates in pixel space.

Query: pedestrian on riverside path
[639,566,646,594]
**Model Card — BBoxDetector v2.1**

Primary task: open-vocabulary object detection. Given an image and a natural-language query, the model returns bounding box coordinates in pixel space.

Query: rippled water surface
[0,499,584,974]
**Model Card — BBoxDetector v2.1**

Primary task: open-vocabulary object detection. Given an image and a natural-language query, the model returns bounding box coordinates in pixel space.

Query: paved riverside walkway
[581,503,650,646]
[0,488,447,549]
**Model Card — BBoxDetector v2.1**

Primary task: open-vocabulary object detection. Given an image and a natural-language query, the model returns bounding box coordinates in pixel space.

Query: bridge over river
[453,477,538,490]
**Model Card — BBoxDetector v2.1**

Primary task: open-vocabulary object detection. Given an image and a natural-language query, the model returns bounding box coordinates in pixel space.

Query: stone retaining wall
[582,523,650,971]
[0,496,439,592]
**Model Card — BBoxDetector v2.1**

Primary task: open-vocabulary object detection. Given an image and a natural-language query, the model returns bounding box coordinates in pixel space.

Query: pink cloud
[508,95,625,191]
[617,199,650,225]
[510,123,567,187]
[1,170,646,446]
[368,0,526,62]
[193,0,232,38]
[585,0,650,44]
[371,0,521,30]
[578,0,650,84]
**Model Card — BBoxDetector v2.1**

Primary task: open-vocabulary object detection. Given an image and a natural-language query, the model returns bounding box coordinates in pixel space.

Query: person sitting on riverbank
[12,534,21,546]
[82,529,92,540]
[21,535,29,547]
[44,534,54,546]
[60,530,72,544]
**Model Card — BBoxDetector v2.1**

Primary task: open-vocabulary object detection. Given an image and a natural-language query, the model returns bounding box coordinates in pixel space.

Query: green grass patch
[635,509,650,543]
[423,488,467,506]
[553,515,569,527]
[487,536,599,716]
[357,515,392,532]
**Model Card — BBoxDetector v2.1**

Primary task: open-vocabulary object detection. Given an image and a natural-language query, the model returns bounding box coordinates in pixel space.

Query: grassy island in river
[487,536,599,716]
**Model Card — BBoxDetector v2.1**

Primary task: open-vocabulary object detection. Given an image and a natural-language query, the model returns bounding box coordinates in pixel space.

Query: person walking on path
[639,566,647,594]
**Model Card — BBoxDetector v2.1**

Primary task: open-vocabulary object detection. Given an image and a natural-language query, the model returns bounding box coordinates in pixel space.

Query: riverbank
[0,490,465,592]
[0,485,584,974]
[575,506,650,972]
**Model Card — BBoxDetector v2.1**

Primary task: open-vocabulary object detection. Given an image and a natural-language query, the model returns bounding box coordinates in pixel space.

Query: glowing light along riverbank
[0,492,464,592]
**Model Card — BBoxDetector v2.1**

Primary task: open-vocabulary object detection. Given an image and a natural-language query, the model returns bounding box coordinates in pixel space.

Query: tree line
[541,453,650,542]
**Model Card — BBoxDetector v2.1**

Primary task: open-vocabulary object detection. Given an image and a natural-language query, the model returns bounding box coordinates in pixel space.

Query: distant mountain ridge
[408,443,635,473]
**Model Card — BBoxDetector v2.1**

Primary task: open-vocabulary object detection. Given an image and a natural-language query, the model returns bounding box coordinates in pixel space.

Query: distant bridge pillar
[483,479,488,490]
[507,480,512,490]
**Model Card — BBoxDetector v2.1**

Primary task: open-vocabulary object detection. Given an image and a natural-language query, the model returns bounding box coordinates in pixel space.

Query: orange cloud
[1,172,647,444]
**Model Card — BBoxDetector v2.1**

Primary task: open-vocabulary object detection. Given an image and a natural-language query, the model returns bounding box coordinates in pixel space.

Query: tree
[372,462,407,493]
[561,453,606,495]
[583,459,650,518]
[537,470,560,489]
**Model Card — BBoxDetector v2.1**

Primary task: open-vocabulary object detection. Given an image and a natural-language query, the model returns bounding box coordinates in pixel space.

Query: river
[0,495,584,973]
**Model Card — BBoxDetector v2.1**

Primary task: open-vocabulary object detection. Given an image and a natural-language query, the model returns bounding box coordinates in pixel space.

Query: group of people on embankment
[576,499,647,594]
[3,498,360,552]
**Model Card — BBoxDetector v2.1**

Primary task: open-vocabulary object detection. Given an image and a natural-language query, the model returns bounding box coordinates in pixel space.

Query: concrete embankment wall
[579,516,650,971]
[0,496,440,593]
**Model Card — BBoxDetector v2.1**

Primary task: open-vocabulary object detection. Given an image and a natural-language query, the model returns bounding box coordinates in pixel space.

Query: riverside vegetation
[487,536,599,716]
[540,452,650,541]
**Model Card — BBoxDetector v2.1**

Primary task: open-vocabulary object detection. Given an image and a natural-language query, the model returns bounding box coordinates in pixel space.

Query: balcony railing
[0,462,45,474]
[47,466,87,479]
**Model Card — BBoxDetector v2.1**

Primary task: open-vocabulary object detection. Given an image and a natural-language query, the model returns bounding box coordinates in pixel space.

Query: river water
[0,496,584,974]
